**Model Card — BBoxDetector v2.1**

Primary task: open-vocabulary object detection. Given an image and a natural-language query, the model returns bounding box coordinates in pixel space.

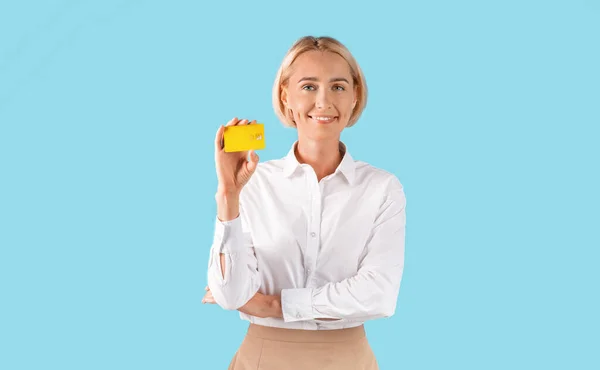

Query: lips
[309,115,338,124]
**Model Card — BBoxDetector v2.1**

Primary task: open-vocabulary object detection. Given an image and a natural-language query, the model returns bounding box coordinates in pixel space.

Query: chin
[297,125,344,141]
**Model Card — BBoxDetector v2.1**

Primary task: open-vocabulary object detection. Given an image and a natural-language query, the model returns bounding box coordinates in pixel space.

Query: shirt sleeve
[280,186,406,323]
[206,202,261,310]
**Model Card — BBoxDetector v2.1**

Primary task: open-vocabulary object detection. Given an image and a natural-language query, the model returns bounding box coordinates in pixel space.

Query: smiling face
[281,50,357,141]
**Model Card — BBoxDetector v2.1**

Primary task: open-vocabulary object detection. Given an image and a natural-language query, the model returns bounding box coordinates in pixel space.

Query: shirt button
[310,232,316,238]
[296,313,302,318]
[306,269,311,275]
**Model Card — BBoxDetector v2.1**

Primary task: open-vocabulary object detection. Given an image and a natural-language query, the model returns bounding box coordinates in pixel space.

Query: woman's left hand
[202,286,216,304]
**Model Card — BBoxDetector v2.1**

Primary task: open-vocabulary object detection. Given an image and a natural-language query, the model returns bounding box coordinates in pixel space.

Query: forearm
[238,292,283,319]
[216,190,240,223]
[216,191,239,279]
[280,266,403,323]
[240,293,339,321]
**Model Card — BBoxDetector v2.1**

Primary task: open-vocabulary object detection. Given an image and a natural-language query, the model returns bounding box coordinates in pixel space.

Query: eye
[302,84,316,91]
[333,85,345,91]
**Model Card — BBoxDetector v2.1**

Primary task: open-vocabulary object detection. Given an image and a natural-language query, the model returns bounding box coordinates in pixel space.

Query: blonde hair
[272,36,368,128]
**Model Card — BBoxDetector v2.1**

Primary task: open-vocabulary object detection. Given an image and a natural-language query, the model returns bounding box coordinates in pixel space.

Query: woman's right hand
[214,117,260,197]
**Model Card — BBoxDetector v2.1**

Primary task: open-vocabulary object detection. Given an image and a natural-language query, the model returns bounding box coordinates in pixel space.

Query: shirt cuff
[213,216,243,253]
[281,288,314,322]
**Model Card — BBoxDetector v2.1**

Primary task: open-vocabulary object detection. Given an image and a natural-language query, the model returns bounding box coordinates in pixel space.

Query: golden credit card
[223,123,266,152]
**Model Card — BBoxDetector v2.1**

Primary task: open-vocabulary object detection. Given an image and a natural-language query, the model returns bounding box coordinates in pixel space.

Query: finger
[236,118,249,126]
[246,150,259,174]
[202,292,215,304]
[205,286,209,291]
[202,292,211,302]
[225,117,239,127]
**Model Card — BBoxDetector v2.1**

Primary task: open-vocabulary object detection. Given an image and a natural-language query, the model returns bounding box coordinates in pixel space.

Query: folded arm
[207,200,261,310]
[280,187,407,323]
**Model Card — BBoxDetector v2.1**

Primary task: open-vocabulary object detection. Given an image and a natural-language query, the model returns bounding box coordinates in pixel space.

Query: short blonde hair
[272,36,368,128]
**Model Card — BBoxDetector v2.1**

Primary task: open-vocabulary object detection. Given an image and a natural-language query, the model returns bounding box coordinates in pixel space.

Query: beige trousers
[228,323,379,370]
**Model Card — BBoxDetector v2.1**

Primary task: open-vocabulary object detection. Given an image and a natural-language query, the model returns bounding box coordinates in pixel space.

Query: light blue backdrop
[1,1,598,369]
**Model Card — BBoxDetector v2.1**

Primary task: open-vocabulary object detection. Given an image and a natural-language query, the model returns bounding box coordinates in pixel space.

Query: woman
[203,35,407,369]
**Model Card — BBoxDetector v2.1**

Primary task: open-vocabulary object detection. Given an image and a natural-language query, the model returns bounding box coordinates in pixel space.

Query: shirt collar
[282,140,356,185]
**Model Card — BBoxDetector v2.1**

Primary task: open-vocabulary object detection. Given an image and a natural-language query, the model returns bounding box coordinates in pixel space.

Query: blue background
[1,1,599,369]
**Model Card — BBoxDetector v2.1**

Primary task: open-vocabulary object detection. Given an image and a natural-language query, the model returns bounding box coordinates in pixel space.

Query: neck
[295,137,343,182]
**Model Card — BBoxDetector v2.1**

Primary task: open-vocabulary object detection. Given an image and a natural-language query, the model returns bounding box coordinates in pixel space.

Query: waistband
[246,323,366,343]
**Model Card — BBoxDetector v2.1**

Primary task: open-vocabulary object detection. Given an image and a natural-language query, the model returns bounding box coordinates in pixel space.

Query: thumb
[246,150,259,174]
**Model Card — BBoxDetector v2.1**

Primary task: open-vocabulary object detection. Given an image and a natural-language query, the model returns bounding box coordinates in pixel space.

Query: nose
[315,89,332,110]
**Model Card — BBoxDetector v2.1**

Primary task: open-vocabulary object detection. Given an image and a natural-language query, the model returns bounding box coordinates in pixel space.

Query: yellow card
[223,123,266,152]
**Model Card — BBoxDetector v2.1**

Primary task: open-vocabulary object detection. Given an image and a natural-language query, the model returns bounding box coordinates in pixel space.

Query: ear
[281,86,288,106]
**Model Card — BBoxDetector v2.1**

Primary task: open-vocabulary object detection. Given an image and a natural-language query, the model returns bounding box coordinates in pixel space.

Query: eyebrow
[298,77,350,84]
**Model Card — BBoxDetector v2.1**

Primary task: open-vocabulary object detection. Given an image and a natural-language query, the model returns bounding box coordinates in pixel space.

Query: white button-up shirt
[207,141,407,330]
